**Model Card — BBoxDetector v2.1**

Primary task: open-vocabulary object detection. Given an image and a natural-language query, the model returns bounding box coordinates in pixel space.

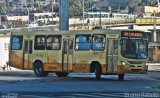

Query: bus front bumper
[118,65,148,74]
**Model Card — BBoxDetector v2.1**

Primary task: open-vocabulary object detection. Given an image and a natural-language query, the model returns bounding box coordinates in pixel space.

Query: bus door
[23,40,33,69]
[62,39,73,71]
[107,38,118,73]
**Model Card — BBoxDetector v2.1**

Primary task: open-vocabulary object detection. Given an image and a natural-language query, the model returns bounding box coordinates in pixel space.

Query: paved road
[0,70,160,97]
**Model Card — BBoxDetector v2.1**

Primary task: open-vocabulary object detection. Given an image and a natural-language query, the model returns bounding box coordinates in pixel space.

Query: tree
[125,0,141,8]
[124,0,142,13]
[69,0,83,17]
[0,6,7,15]
[84,0,96,11]
[146,0,157,6]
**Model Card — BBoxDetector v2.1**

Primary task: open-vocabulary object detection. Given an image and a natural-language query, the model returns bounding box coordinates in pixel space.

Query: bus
[85,12,137,19]
[29,12,58,25]
[9,29,148,80]
[85,12,109,18]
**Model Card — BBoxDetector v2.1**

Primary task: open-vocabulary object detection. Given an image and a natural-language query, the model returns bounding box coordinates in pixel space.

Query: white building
[0,35,10,68]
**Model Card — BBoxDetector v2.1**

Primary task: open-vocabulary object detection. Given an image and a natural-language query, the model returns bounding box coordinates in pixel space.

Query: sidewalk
[147,63,160,71]
[1,63,160,72]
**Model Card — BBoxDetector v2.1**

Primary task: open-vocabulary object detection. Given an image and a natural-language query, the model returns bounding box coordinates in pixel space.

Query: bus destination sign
[122,32,144,37]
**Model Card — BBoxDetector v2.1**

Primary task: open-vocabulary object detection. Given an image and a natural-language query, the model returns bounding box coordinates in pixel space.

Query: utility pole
[51,0,53,25]
[99,0,102,27]
[82,0,84,28]
[25,6,30,30]
[153,10,157,42]
[109,6,111,28]
[99,6,102,27]
[59,0,69,30]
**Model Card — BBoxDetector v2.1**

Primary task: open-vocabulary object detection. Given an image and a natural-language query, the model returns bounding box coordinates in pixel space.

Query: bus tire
[118,74,124,81]
[34,62,48,77]
[55,72,69,77]
[95,65,102,80]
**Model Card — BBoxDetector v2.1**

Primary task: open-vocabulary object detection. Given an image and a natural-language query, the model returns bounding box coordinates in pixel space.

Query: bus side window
[46,35,61,50]
[34,35,46,50]
[52,36,61,50]
[11,36,23,50]
[91,34,105,50]
[75,34,91,50]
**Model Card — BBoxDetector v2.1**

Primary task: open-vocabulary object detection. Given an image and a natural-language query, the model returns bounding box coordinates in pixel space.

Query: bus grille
[128,61,143,64]
[131,69,141,72]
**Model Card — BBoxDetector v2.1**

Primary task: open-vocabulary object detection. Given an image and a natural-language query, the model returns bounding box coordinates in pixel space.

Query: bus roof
[11,29,146,36]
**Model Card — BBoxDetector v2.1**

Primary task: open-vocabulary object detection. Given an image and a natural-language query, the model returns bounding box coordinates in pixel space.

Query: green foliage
[84,0,96,10]
[0,6,6,14]
[146,0,157,6]
[125,0,142,8]
[69,0,83,17]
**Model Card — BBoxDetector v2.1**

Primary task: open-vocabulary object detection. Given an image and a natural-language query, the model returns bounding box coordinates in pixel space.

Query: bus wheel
[55,72,69,77]
[34,62,48,77]
[95,65,101,80]
[118,74,124,81]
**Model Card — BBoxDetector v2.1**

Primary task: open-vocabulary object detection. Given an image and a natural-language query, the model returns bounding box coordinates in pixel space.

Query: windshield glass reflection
[121,38,148,59]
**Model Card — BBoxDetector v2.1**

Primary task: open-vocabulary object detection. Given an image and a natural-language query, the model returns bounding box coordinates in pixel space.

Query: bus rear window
[34,35,46,50]
[11,36,23,50]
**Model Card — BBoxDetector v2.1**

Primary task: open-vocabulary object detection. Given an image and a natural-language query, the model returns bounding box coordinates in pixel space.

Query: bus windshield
[121,38,148,59]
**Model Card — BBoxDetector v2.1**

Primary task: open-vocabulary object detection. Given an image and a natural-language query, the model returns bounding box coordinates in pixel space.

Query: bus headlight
[122,61,126,66]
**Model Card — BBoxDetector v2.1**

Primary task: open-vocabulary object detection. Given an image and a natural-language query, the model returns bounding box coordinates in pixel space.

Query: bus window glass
[69,40,73,54]
[34,35,46,50]
[114,40,118,55]
[91,34,105,50]
[75,34,91,50]
[46,35,61,50]
[121,39,148,59]
[24,41,28,53]
[11,36,23,50]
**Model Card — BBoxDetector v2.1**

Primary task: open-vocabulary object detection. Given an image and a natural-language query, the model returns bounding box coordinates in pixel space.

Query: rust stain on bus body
[9,52,23,69]
[44,63,62,71]
[9,52,33,70]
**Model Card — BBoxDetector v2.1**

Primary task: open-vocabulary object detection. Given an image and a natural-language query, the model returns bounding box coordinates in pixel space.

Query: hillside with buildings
[1,0,160,63]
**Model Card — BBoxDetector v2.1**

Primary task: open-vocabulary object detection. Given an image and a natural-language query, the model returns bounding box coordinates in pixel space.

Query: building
[0,0,6,7]
[7,0,35,8]
[0,34,10,68]
[95,0,128,13]
[135,5,160,16]
[34,0,59,7]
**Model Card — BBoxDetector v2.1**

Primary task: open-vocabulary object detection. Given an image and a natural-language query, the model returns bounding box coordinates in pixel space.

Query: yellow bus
[9,29,148,80]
